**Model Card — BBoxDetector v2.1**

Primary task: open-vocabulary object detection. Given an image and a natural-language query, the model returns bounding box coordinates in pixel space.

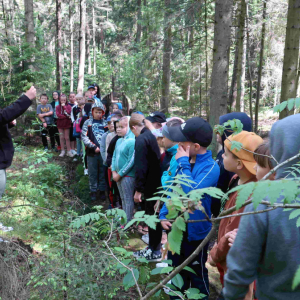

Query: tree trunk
[86,22,92,75]
[254,0,267,132]
[69,0,74,92]
[161,0,172,113]
[209,0,233,155]
[204,0,209,118]
[56,0,63,91]
[236,0,246,112]
[135,0,142,45]
[279,0,300,119]
[77,0,86,94]
[92,6,96,76]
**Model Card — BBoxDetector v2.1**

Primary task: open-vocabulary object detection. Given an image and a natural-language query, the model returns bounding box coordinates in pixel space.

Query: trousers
[87,154,106,192]
[0,169,6,199]
[117,177,135,222]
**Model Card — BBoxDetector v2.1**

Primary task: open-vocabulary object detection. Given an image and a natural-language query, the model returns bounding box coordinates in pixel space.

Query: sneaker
[67,150,75,157]
[133,246,150,258]
[44,146,48,151]
[142,234,149,245]
[140,248,162,262]
[59,150,65,157]
[57,146,62,151]
[90,192,97,202]
[84,169,88,176]
[73,156,78,162]
[72,149,77,155]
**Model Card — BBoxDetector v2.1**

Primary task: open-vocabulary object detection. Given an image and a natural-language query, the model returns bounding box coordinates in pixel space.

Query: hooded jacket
[161,144,179,188]
[224,114,300,300]
[134,127,161,198]
[159,151,220,241]
[112,117,135,177]
[81,102,107,156]
[0,95,32,170]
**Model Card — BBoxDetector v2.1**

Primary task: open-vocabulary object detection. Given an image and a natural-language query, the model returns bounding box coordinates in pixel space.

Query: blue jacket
[159,150,220,241]
[161,144,178,189]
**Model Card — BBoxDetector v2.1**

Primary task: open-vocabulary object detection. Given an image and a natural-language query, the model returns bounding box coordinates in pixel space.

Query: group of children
[37,88,300,299]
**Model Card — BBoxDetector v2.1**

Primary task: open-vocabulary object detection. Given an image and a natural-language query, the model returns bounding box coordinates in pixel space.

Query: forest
[1,0,300,299]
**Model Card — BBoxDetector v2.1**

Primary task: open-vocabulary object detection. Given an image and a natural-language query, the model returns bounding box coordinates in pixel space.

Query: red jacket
[56,104,72,129]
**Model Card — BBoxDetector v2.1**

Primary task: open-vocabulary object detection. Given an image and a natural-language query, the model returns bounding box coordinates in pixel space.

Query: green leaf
[230,141,243,152]
[251,181,270,208]
[175,217,186,231]
[85,214,90,223]
[279,101,288,112]
[292,265,300,289]
[124,219,137,230]
[236,182,255,209]
[184,211,190,221]
[296,217,300,227]
[144,215,160,230]
[168,224,183,254]
[288,98,295,111]
[289,209,300,220]
[295,97,300,109]
[169,291,184,297]
[134,211,145,218]
[167,185,186,196]
[166,205,179,219]
[183,266,196,275]
[41,157,48,163]
[172,273,184,289]
[186,287,206,299]
[154,289,161,297]
[150,266,173,275]
[162,259,173,265]
[116,259,131,269]
[119,267,127,274]
[273,103,281,113]
[123,269,139,288]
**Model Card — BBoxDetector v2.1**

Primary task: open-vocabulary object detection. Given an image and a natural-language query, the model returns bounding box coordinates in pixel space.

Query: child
[68,92,77,154]
[68,92,76,106]
[130,113,162,262]
[209,131,263,300]
[112,103,123,113]
[36,94,55,151]
[81,101,107,202]
[50,91,61,150]
[112,117,135,221]
[224,114,300,299]
[159,117,220,299]
[71,94,86,160]
[56,94,74,157]
[213,112,252,217]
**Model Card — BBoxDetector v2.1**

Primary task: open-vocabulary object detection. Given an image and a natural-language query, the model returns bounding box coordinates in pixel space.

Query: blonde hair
[129,113,144,129]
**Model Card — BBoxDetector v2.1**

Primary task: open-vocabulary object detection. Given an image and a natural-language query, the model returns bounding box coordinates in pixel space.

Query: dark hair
[69,92,76,96]
[111,113,123,119]
[166,118,184,127]
[253,142,272,169]
[52,91,60,99]
[113,109,125,116]
[93,83,101,99]
[40,94,48,99]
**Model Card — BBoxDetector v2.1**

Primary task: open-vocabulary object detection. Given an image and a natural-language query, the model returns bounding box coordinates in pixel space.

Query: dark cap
[167,117,213,147]
[146,111,167,124]
[88,85,95,90]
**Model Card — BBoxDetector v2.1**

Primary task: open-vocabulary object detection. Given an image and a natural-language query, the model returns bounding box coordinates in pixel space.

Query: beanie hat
[224,131,263,175]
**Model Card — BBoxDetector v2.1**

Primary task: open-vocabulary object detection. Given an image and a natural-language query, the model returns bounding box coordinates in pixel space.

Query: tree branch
[162,285,184,299]
[141,225,217,300]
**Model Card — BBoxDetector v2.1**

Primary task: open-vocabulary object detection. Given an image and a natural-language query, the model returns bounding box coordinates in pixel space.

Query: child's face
[116,120,128,137]
[84,93,89,100]
[180,141,198,157]
[113,104,119,112]
[77,98,85,105]
[222,146,239,173]
[254,164,274,181]
[108,118,117,132]
[53,92,58,100]
[69,93,76,103]
[88,89,95,97]
[157,137,164,148]
[152,122,162,129]
[163,136,175,150]
[60,96,67,104]
[93,108,103,120]
[216,133,222,145]
[40,96,48,105]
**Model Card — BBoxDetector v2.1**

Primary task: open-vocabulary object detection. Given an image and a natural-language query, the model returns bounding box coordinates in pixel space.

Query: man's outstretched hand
[25,86,37,100]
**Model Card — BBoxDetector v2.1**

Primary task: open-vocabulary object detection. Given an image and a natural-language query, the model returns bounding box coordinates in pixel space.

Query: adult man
[0,86,36,198]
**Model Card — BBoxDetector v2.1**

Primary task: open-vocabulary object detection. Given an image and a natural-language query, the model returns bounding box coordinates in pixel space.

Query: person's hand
[225,229,238,247]
[112,171,121,182]
[161,220,172,230]
[43,122,47,128]
[11,119,16,126]
[208,254,216,267]
[25,86,36,100]
[95,147,100,153]
[61,103,65,107]
[144,119,155,131]
[134,191,142,203]
[154,200,160,212]
[175,143,190,160]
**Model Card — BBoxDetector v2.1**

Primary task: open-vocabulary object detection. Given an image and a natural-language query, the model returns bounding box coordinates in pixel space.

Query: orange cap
[224,131,263,175]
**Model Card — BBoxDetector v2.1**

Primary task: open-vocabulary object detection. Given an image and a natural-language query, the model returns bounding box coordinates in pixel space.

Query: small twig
[261,152,300,181]
[162,285,184,299]
[103,241,143,298]
[105,215,114,243]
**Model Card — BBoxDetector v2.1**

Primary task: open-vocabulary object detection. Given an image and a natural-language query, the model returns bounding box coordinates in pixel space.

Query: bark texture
[56,0,63,91]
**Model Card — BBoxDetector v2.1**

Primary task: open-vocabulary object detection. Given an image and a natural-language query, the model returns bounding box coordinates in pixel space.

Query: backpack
[73,117,82,138]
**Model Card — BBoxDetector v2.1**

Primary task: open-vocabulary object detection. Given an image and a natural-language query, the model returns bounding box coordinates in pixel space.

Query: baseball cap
[146,111,167,124]
[88,85,95,90]
[167,117,213,147]
[224,131,263,175]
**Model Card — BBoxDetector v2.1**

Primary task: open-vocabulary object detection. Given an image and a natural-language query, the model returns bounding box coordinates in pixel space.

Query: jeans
[0,169,6,199]
[117,176,135,222]
[76,138,82,156]
[87,154,106,192]
[41,124,56,148]
[168,239,209,299]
